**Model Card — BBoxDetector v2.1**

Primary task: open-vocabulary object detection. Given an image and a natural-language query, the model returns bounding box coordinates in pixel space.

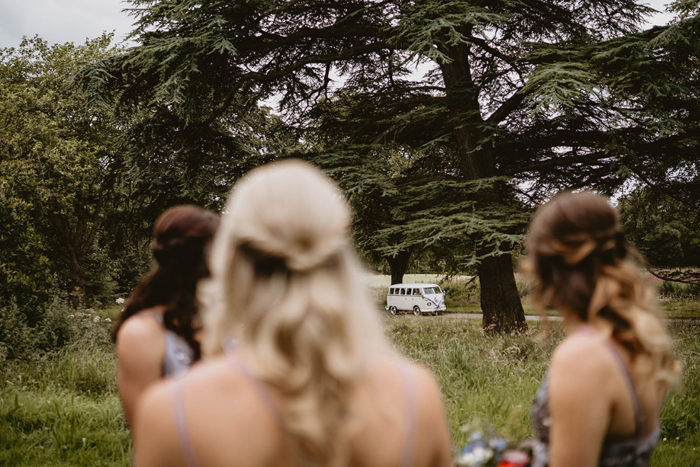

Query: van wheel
[413,306,421,317]
[390,306,398,316]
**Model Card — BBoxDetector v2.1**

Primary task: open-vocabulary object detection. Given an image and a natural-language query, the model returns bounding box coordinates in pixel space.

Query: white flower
[116,298,125,305]
[93,316,100,323]
[104,318,112,323]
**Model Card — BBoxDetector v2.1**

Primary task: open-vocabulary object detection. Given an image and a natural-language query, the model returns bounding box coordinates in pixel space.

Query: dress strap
[172,378,200,467]
[138,308,164,325]
[226,358,286,430]
[602,340,645,438]
[400,363,418,467]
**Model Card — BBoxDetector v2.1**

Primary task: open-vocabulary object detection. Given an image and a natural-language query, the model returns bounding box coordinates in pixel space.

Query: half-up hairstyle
[113,205,220,361]
[201,159,391,467]
[524,191,680,387]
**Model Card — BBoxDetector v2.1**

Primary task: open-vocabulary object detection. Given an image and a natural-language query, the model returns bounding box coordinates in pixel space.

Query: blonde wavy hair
[200,159,391,466]
[523,191,680,387]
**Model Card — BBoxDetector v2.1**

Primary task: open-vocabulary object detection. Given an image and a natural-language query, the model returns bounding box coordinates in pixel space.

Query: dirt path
[399,313,696,322]
[439,313,562,321]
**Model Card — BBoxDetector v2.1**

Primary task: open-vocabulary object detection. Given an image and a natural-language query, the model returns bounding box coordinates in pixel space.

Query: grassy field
[1,309,698,465]
[387,316,700,465]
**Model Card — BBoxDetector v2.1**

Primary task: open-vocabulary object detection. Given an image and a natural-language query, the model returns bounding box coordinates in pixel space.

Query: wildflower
[116,297,125,305]
[93,316,100,323]
[105,317,112,323]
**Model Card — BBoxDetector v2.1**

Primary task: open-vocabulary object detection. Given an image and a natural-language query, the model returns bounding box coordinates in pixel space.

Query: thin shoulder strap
[138,308,164,325]
[400,363,418,467]
[602,340,645,438]
[172,378,200,467]
[226,358,286,429]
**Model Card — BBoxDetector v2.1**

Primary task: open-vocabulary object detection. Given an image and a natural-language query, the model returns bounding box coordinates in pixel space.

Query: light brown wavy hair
[523,191,680,386]
[200,159,391,466]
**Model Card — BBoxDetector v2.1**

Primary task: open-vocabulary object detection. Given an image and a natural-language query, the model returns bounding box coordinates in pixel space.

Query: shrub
[440,278,480,305]
[658,282,700,300]
[0,295,113,361]
[370,285,389,308]
[515,275,535,298]
[0,302,38,360]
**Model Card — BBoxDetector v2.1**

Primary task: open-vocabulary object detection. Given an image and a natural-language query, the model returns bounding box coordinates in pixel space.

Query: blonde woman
[524,192,680,467]
[133,160,452,467]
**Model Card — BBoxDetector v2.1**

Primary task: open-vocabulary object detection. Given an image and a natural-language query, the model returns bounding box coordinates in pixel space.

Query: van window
[413,288,421,295]
[400,288,406,295]
[424,287,435,294]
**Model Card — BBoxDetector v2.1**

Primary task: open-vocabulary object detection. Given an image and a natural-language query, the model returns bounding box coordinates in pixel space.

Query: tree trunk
[68,253,87,308]
[479,253,527,333]
[439,39,527,333]
[386,250,412,285]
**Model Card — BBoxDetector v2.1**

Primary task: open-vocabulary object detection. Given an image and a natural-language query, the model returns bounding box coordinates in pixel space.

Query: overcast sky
[0,0,678,50]
[0,0,134,49]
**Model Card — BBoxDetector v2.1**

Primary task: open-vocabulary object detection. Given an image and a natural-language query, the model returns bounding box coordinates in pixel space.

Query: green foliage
[658,282,700,300]
[0,295,112,361]
[0,35,126,307]
[0,177,55,311]
[0,315,127,465]
[619,187,700,268]
[0,302,38,360]
[80,0,700,331]
[441,279,480,306]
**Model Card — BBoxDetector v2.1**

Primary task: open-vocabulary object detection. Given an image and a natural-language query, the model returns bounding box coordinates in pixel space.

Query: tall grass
[386,317,700,464]
[0,308,129,466]
[1,311,698,465]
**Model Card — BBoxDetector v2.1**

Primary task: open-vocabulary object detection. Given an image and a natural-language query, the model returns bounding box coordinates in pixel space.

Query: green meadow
[1,310,698,465]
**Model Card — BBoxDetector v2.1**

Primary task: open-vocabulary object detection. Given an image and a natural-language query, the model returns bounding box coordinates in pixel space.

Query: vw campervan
[385,283,446,316]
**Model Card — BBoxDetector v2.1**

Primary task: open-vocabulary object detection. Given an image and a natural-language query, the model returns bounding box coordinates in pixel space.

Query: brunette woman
[113,205,219,428]
[524,192,680,467]
[133,160,452,467]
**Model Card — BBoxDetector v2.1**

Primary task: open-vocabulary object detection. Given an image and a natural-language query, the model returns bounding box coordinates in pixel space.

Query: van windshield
[423,287,435,294]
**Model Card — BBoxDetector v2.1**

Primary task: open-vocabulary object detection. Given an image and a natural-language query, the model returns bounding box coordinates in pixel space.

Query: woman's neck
[560,308,592,335]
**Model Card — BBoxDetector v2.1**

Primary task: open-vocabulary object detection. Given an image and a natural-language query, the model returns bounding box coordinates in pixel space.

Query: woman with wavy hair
[114,205,219,428]
[133,160,452,467]
[524,191,680,467]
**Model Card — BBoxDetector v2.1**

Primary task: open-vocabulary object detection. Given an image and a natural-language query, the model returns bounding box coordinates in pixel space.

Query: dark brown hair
[112,205,220,360]
[525,191,679,383]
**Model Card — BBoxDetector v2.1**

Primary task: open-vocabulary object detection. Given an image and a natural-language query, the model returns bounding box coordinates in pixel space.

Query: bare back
[134,356,452,467]
[537,327,669,467]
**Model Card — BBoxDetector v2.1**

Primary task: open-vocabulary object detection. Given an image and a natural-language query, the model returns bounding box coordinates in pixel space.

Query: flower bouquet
[455,420,531,467]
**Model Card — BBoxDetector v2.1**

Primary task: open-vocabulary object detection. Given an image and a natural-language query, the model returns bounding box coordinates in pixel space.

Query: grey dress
[147,311,195,377]
[530,331,661,467]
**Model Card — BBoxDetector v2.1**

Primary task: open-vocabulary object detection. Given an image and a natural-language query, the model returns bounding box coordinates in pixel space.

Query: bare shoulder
[135,357,230,434]
[407,361,442,399]
[137,377,176,418]
[549,332,619,400]
[551,331,618,376]
[366,358,441,399]
[115,311,165,358]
